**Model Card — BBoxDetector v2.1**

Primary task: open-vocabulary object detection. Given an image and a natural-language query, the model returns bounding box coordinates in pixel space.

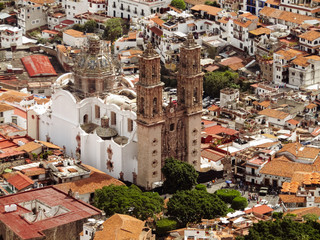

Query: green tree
[203,71,239,98]
[205,1,220,7]
[171,0,186,10]
[231,196,248,210]
[162,157,198,194]
[272,212,283,219]
[244,218,320,240]
[94,184,163,220]
[215,189,241,204]
[156,218,178,236]
[303,214,318,222]
[83,20,97,33]
[167,189,228,226]
[103,18,123,42]
[72,24,84,32]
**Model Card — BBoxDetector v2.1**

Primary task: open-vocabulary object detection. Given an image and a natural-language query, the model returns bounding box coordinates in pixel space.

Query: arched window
[83,114,88,124]
[153,97,158,115]
[181,87,185,103]
[140,97,145,114]
[193,87,198,103]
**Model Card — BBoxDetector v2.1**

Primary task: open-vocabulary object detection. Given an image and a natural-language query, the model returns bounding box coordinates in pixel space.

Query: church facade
[28,34,203,189]
[136,35,203,189]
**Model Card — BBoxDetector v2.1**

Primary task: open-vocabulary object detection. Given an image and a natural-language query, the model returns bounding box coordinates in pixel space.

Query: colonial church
[28,33,203,189]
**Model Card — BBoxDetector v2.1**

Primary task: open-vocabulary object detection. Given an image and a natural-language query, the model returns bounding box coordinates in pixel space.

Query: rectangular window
[111,111,116,125]
[38,89,44,94]
[12,116,17,125]
[128,118,133,132]
[0,112,3,117]
[95,105,100,118]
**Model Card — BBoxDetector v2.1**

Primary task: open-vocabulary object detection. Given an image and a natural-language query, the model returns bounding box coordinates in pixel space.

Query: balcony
[133,10,137,14]
[141,12,145,16]
[120,6,124,10]
[127,8,130,12]
[112,4,116,8]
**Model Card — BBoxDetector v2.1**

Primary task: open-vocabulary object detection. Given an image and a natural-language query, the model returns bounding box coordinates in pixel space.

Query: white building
[257,108,292,127]
[63,29,87,47]
[298,30,320,54]
[0,25,22,49]
[230,13,258,55]
[220,88,239,108]
[65,0,88,21]
[289,55,320,88]
[107,0,171,19]
[17,4,47,34]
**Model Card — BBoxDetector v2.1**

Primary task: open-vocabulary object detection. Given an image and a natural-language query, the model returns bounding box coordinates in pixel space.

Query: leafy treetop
[167,188,228,226]
[162,157,198,194]
[94,184,163,220]
[171,0,186,10]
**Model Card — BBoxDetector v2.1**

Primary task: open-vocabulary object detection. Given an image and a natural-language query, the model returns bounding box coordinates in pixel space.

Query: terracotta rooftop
[286,207,320,218]
[191,5,223,16]
[204,125,239,136]
[184,0,208,5]
[265,0,280,5]
[55,164,124,195]
[286,119,299,125]
[260,155,320,178]
[151,16,164,27]
[259,7,317,25]
[16,141,42,152]
[233,19,253,28]
[63,29,86,38]
[93,214,145,240]
[306,103,317,109]
[3,171,34,190]
[21,167,46,177]
[249,27,271,35]
[244,205,273,215]
[278,142,320,159]
[0,103,14,113]
[279,194,306,203]
[201,149,225,162]
[292,56,310,67]
[0,186,101,239]
[275,48,305,61]
[258,108,289,119]
[208,105,220,111]
[299,30,320,41]
[149,26,163,37]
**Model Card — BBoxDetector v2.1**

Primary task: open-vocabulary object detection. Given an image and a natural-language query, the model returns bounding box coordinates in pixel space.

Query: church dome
[73,35,116,96]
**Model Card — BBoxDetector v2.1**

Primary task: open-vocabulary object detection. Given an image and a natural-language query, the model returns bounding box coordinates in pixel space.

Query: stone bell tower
[177,33,203,170]
[136,43,164,189]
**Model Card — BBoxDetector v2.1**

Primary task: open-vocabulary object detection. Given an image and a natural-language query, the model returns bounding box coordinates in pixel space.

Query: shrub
[195,184,207,191]
[156,218,178,236]
[231,197,248,210]
[215,189,241,204]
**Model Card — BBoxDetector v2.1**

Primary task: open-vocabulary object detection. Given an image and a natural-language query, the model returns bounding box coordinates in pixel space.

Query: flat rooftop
[0,186,101,239]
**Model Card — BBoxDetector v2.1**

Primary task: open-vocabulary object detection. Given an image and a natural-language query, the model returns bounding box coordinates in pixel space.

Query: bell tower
[177,33,203,170]
[136,43,164,189]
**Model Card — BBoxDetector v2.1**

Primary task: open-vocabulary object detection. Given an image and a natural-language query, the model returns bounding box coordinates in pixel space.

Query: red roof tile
[21,55,57,77]
[204,125,239,136]
[4,172,34,190]
[244,205,273,215]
